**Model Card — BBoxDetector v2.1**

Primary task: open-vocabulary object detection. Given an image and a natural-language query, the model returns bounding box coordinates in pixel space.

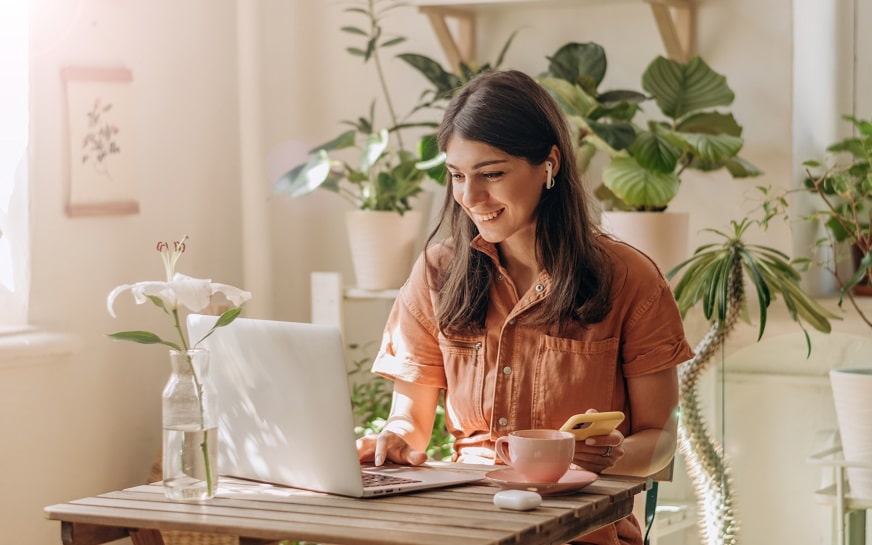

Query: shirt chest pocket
[438,335,486,430]
[531,336,620,430]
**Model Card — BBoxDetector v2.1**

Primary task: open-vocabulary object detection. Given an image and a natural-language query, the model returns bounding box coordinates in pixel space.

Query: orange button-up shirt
[372,235,694,545]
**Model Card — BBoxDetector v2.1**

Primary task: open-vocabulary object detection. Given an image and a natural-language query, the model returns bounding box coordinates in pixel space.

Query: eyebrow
[445,159,510,170]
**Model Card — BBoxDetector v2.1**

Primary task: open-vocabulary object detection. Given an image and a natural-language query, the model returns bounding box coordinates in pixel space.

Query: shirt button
[502,366,512,375]
[498,417,508,426]
[497,274,504,281]
[535,284,545,293]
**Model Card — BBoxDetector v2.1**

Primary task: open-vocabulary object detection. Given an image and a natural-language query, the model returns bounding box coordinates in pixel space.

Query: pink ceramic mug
[494,429,575,483]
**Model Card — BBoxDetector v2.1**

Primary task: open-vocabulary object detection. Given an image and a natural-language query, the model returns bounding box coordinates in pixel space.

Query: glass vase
[162,348,217,501]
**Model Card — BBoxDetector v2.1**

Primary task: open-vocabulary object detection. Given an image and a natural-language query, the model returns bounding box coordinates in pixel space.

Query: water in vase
[162,425,218,501]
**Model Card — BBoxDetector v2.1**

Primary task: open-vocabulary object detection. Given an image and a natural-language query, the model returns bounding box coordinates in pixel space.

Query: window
[0,0,29,329]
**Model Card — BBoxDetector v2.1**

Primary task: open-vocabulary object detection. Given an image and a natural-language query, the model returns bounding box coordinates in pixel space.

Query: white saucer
[484,468,598,496]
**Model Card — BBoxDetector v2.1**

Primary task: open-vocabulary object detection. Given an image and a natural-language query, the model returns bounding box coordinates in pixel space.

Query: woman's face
[445,135,547,245]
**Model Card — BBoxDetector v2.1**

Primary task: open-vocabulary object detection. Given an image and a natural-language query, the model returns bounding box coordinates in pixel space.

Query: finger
[374,433,390,466]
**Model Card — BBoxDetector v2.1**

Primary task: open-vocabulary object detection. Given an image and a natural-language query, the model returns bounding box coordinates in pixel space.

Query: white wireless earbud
[545,162,555,189]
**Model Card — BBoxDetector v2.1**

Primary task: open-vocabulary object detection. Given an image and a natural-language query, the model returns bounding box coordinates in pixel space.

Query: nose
[455,178,487,208]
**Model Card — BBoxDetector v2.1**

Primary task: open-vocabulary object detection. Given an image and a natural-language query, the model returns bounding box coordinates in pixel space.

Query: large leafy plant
[275,0,444,215]
[540,43,762,211]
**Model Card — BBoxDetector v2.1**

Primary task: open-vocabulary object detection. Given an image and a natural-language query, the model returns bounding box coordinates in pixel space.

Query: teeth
[478,210,502,221]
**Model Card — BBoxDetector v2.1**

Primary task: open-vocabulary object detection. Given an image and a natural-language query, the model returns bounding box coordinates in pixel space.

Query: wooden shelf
[413,0,697,72]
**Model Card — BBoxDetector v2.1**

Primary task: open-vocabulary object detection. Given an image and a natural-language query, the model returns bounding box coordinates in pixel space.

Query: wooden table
[45,465,647,545]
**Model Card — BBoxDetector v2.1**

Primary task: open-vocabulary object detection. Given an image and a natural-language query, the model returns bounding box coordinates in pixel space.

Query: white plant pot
[830,367,872,498]
[600,211,689,275]
[346,210,424,291]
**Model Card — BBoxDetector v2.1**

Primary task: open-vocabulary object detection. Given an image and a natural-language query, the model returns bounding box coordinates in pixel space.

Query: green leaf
[545,42,607,95]
[340,26,367,37]
[274,151,334,198]
[359,129,389,172]
[397,53,461,98]
[108,331,182,351]
[629,130,681,173]
[310,130,357,153]
[539,77,599,118]
[676,111,742,136]
[602,156,680,208]
[214,306,243,328]
[417,133,446,183]
[588,119,636,151]
[680,132,744,163]
[724,156,763,178]
[380,36,406,48]
[642,56,735,120]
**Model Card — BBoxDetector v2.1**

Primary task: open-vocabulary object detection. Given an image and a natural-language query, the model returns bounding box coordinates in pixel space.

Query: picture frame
[61,66,139,217]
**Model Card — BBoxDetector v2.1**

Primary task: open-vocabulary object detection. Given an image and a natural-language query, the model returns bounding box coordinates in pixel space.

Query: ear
[547,145,561,177]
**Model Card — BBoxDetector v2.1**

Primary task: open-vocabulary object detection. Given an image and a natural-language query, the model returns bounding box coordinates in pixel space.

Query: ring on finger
[601,446,613,457]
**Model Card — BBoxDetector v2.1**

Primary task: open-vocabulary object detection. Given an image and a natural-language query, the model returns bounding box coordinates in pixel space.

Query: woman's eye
[450,172,465,182]
[483,171,503,180]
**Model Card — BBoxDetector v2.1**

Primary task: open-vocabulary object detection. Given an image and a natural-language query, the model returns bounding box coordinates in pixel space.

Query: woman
[356,70,694,545]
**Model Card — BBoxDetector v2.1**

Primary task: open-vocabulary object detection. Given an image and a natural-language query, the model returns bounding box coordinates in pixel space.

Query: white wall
[2,1,244,543]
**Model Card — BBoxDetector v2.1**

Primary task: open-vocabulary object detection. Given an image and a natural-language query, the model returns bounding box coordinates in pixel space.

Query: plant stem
[368,0,404,150]
[173,308,215,496]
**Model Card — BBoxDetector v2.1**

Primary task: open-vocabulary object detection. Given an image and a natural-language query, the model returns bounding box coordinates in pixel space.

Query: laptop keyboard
[361,471,422,487]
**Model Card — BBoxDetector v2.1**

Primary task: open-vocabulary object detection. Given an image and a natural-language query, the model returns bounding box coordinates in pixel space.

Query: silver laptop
[186,314,482,497]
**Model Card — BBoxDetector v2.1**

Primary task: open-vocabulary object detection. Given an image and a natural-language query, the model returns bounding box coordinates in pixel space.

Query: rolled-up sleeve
[372,253,448,389]
[619,270,694,378]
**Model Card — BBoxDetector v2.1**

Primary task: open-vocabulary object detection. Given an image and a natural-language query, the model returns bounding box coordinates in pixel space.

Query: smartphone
[559,411,625,441]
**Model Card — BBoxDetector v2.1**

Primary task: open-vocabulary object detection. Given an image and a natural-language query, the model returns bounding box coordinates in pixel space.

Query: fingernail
[585,439,595,446]
[375,454,383,466]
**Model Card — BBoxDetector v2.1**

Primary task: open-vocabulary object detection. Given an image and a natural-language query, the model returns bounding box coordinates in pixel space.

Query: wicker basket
[147,455,238,545]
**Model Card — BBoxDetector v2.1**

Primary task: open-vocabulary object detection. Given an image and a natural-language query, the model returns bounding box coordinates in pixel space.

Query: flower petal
[106,283,133,318]
[132,281,176,307]
[170,273,213,312]
[211,283,253,307]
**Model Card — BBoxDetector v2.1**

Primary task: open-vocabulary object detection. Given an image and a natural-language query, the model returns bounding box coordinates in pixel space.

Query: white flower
[106,235,252,351]
[107,273,252,318]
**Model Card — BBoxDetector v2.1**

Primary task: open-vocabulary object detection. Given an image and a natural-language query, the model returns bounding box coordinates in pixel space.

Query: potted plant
[274,0,445,290]
[665,212,837,545]
[539,43,762,272]
[275,0,515,291]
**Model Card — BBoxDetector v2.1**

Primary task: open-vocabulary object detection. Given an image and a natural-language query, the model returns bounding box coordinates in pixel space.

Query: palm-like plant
[664,216,837,545]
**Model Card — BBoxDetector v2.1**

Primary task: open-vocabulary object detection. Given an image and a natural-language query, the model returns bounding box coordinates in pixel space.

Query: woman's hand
[572,429,625,474]
[356,430,428,467]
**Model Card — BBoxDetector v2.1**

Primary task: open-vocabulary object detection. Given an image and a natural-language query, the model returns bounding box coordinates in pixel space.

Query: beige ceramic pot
[346,210,424,291]
[830,367,872,498]
[600,210,690,275]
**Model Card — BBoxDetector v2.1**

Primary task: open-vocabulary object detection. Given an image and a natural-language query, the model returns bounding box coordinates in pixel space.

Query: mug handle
[494,436,513,465]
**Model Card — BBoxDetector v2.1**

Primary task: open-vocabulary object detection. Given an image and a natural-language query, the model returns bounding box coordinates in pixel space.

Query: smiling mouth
[477,209,504,222]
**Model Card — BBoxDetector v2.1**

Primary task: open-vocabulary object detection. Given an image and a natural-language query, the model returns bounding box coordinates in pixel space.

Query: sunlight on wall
[0,0,29,326]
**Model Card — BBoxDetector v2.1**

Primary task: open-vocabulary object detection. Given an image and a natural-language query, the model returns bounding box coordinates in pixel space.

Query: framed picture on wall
[62,66,139,217]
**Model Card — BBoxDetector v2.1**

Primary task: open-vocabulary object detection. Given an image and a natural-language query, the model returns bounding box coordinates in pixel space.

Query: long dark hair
[425,69,613,334]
